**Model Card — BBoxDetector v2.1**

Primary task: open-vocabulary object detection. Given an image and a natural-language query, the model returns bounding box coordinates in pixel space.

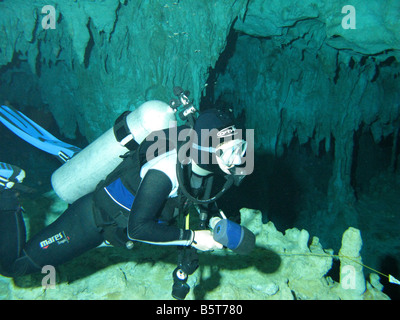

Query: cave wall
[213,0,400,209]
[0,0,247,140]
[1,0,400,208]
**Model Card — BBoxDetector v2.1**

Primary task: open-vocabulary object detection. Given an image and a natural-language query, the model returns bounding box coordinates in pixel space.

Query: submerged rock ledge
[0,197,390,300]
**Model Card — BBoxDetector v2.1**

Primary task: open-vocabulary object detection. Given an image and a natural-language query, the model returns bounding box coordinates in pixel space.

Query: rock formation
[0,202,390,300]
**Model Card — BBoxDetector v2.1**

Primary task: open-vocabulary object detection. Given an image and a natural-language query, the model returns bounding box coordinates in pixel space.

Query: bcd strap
[113,111,139,151]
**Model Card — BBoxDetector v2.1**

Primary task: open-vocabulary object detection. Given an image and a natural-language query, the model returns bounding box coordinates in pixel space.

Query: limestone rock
[338,227,366,297]
[0,201,390,300]
[235,0,400,57]
[0,0,247,140]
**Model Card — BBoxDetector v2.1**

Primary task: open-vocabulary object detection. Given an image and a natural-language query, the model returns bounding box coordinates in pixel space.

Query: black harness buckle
[113,111,139,151]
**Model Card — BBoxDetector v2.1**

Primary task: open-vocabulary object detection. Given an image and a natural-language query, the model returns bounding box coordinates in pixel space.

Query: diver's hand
[191,230,223,251]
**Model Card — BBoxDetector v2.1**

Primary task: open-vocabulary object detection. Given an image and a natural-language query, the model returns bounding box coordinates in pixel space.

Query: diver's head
[191,108,248,182]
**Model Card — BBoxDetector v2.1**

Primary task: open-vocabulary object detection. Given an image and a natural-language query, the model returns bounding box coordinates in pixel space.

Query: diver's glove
[191,230,223,251]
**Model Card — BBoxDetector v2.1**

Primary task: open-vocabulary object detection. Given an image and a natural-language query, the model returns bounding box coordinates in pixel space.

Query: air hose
[176,161,234,205]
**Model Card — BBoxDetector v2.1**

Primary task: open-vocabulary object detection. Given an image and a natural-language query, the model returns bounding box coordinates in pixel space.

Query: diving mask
[215,139,247,175]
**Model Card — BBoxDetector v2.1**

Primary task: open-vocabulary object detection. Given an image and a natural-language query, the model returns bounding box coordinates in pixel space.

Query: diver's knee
[0,192,28,276]
[1,250,42,277]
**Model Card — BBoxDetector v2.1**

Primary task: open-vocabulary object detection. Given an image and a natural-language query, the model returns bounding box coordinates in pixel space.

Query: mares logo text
[40,231,69,249]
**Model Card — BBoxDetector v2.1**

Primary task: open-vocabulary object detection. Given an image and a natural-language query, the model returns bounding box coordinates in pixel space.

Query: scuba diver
[0,88,254,299]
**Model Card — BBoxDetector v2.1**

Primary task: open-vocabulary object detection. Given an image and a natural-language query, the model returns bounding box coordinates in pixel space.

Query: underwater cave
[0,0,400,300]
[204,26,400,298]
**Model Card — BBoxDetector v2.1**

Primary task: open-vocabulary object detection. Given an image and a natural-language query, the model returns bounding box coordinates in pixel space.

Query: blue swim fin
[0,162,26,190]
[0,105,81,162]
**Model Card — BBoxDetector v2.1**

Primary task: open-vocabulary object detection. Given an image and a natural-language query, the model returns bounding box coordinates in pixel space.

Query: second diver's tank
[51,100,176,204]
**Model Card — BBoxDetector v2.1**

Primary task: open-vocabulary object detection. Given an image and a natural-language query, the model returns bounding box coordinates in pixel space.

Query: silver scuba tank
[51,100,176,204]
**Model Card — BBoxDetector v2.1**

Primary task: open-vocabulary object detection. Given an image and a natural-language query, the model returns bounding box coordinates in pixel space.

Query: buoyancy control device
[51,100,176,204]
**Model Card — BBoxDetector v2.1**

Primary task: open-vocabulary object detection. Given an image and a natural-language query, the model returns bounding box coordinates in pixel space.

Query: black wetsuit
[0,127,201,277]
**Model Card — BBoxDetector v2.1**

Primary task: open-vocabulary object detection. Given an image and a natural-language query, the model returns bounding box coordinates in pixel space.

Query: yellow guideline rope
[187,209,400,285]
[278,251,400,285]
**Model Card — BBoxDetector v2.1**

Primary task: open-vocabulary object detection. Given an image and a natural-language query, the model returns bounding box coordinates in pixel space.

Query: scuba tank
[51,100,176,204]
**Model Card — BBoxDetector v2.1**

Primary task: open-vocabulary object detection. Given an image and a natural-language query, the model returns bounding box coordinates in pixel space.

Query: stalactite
[0,0,248,141]
[327,128,356,212]
[390,126,399,172]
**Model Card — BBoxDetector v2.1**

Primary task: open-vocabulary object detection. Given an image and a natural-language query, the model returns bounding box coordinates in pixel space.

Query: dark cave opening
[0,103,88,194]
[353,126,398,196]
[0,56,89,193]
[199,23,400,231]
[0,110,61,193]
[215,115,398,227]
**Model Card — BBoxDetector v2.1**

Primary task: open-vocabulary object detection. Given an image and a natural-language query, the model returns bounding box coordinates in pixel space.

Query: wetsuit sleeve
[127,169,194,246]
